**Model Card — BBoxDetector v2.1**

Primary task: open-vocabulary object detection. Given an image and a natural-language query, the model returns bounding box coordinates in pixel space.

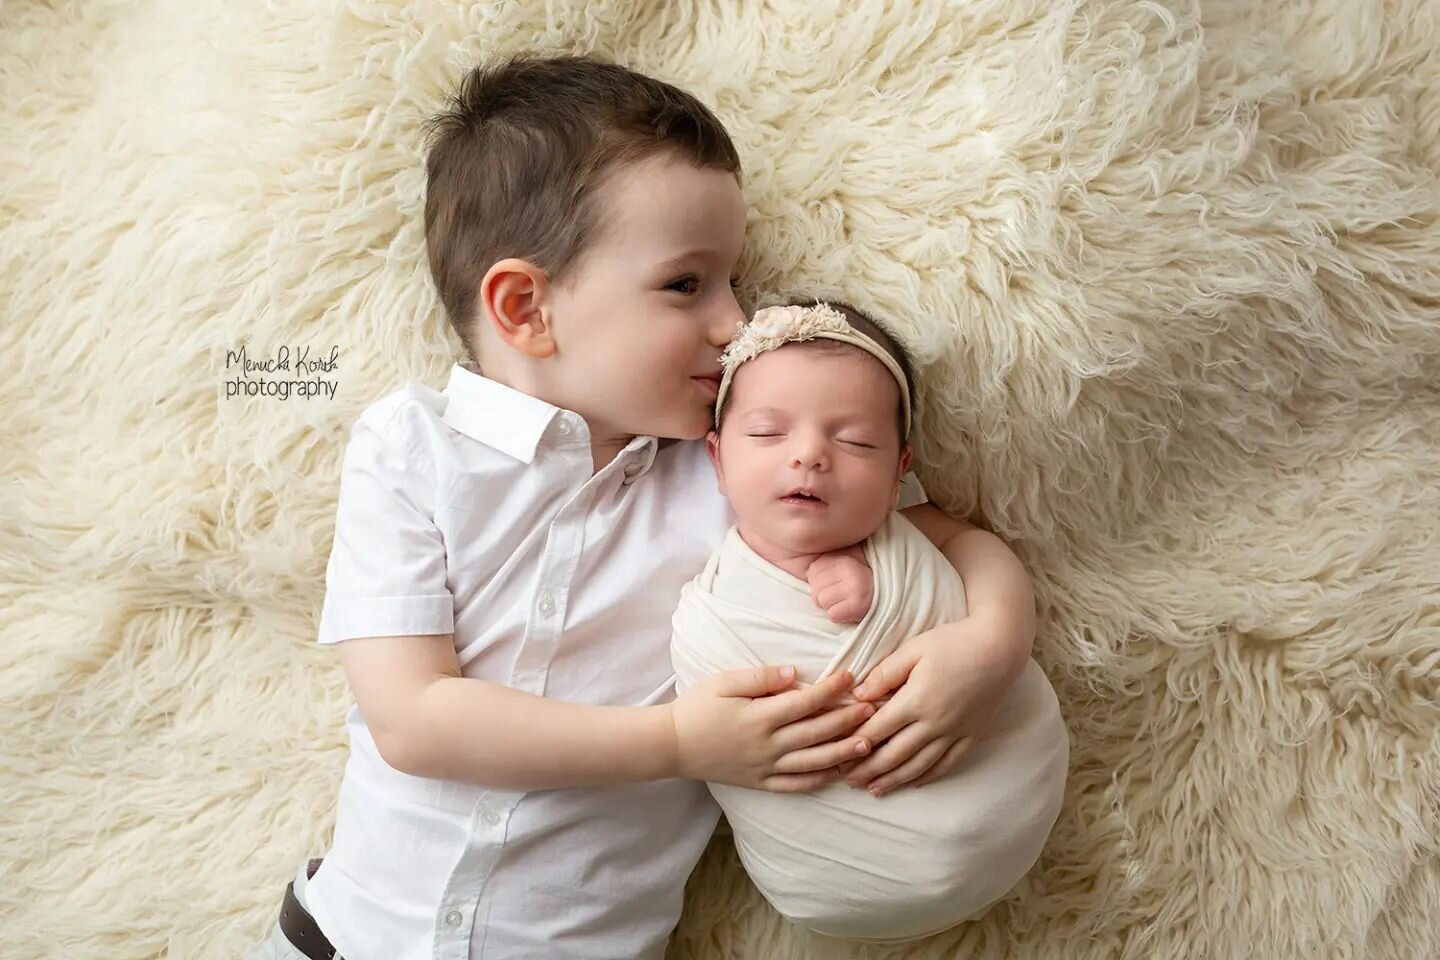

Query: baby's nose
[791,445,828,470]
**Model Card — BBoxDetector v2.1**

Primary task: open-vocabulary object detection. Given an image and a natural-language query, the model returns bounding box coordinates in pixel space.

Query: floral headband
[714,302,913,438]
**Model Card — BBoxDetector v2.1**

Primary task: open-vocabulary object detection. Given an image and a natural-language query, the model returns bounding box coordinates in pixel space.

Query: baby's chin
[742,513,869,557]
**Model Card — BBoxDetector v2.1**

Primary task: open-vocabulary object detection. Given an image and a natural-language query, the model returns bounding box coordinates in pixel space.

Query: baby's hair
[719,300,917,446]
[422,53,743,363]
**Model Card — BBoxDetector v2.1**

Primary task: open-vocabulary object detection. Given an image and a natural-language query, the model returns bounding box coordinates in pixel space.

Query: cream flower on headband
[720,302,852,372]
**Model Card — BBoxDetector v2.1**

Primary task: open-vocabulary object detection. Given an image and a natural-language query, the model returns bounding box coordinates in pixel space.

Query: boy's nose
[709,299,746,347]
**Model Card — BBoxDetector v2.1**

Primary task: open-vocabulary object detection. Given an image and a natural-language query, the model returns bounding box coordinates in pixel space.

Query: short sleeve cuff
[317,594,455,645]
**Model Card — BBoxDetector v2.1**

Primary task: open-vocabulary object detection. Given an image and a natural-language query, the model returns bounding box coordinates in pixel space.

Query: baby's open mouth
[780,488,827,507]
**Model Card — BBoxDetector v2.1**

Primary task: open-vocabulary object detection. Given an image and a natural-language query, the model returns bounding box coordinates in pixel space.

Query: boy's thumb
[716,664,797,697]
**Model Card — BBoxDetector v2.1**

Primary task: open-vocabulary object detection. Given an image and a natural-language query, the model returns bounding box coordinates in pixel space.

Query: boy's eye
[840,439,877,449]
[666,275,700,295]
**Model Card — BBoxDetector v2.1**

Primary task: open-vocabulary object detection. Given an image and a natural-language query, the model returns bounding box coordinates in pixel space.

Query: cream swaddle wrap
[671,510,1069,942]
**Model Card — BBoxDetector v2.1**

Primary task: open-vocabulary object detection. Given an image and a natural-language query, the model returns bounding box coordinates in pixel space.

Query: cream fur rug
[2,1,1437,958]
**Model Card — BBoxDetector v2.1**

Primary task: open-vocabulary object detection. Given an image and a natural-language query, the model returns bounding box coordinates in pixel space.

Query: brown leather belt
[279,858,338,960]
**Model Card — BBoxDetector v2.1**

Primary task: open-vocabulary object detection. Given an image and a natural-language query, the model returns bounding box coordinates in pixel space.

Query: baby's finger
[812,582,846,611]
[865,737,952,797]
[825,598,865,624]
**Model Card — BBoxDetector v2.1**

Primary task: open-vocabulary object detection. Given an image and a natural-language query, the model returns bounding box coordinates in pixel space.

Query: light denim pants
[244,860,345,960]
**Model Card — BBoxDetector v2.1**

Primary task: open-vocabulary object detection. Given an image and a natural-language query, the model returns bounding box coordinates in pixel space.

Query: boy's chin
[648,410,712,442]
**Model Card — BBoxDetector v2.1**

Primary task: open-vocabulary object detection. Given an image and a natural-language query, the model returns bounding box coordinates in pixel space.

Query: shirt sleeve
[316,407,455,644]
[897,470,929,509]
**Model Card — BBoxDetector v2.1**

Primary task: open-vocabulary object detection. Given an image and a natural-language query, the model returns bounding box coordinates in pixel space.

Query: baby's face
[708,344,911,556]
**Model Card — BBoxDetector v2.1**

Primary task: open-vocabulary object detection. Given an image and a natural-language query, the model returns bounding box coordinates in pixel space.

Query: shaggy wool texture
[2,1,1438,958]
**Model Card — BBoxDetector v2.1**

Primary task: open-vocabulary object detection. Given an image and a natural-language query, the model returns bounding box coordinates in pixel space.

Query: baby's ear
[705,431,726,491]
[897,444,913,476]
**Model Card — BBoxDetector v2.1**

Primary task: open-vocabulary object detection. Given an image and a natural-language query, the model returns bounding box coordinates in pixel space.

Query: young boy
[247,53,1037,960]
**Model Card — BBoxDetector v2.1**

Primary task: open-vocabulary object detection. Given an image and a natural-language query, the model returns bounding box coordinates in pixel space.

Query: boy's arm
[340,633,680,789]
[900,502,1035,675]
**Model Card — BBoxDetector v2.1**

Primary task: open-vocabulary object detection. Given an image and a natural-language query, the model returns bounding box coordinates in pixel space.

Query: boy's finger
[763,768,842,794]
[712,664,799,698]
[845,722,926,787]
[849,700,913,746]
[773,728,872,775]
[765,669,854,725]
[773,698,874,754]
[864,736,951,796]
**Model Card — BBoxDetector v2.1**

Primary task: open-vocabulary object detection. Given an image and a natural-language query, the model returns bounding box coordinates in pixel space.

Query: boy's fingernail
[780,666,795,681]
[854,740,869,755]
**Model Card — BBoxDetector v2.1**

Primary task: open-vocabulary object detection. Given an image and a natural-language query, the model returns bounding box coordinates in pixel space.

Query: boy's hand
[807,551,873,624]
[668,666,877,793]
[834,613,1028,796]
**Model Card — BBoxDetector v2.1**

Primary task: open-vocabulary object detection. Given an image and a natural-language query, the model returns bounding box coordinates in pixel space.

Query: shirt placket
[432,442,596,960]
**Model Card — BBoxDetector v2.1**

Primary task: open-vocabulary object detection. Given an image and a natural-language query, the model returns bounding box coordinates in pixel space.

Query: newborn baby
[670,301,1069,943]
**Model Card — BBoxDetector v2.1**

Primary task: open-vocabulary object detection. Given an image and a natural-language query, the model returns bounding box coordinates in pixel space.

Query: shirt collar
[442,363,564,464]
[440,364,659,475]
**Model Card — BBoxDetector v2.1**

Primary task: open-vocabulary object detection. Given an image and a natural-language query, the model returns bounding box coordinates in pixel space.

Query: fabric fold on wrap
[671,511,1069,942]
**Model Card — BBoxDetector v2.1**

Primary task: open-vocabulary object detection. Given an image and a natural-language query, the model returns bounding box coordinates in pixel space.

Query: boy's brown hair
[422,53,744,363]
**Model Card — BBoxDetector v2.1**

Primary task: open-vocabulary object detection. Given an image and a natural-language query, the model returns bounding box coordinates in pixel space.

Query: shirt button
[481,807,500,826]
[444,909,463,927]
[555,419,572,437]
[538,592,556,616]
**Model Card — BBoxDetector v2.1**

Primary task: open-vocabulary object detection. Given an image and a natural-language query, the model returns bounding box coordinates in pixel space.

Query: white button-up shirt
[305,363,926,960]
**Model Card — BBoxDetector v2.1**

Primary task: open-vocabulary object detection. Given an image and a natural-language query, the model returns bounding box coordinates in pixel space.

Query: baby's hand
[807,549,872,624]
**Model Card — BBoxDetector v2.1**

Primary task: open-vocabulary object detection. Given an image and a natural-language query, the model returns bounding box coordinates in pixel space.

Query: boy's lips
[692,374,721,398]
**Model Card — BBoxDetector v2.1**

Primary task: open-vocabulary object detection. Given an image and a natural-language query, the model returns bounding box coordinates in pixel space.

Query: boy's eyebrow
[653,248,731,272]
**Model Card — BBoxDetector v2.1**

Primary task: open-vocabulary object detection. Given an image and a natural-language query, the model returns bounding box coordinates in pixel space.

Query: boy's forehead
[599,156,744,256]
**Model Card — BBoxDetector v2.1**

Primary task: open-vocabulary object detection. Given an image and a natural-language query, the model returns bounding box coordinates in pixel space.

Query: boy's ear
[705,430,727,493]
[479,259,556,360]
